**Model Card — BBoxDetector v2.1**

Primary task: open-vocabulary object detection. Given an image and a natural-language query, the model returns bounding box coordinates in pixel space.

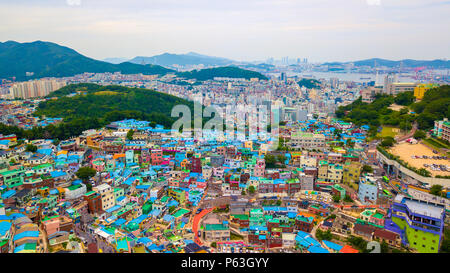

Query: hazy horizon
[1,0,449,62]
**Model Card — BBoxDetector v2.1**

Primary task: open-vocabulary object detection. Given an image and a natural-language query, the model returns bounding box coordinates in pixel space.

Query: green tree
[264,154,277,168]
[25,144,37,152]
[169,206,177,214]
[362,165,373,174]
[417,168,431,177]
[347,236,369,253]
[346,139,355,148]
[53,139,61,146]
[430,184,443,197]
[316,229,333,241]
[343,195,354,203]
[381,137,395,148]
[332,194,341,203]
[127,129,134,141]
[394,91,415,106]
[413,130,427,140]
[248,185,256,194]
[76,167,97,182]
[380,241,389,253]
[441,228,450,253]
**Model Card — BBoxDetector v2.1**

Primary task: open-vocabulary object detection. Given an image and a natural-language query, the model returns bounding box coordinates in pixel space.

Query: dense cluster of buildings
[0,99,63,129]
[0,114,446,254]
[6,79,67,99]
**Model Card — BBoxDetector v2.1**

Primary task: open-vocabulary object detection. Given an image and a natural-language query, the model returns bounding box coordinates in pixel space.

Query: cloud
[67,0,81,6]
[0,0,448,62]
[366,0,381,6]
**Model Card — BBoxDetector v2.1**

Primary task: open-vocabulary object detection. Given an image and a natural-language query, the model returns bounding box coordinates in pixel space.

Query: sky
[0,0,449,62]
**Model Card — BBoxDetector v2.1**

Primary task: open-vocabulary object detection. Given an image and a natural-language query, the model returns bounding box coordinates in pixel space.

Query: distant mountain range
[177,66,268,81]
[128,52,234,67]
[0,41,174,80]
[0,41,268,81]
[325,58,450,68]
[102,57,129,64]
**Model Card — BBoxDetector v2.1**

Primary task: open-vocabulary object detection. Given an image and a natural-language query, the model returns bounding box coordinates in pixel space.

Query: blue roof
[113,218,127,226]
[105,205,121,213]
[131,214,148,224]
[0,140,10,145]
[2,189,16,199]
[308,245,329,253]
[0,221,12,236]
[163,214,174,222]
[72,180,82,185]
[136,185,150,190]
[167,200,179,207]
[150,209,161,217]
[305,236,320,246]
[322,240,343,251]
[37,149,52,156]
[13,230,39,241]
[14,243,35,253]
[287,212,297,218]
[50,171,67,178]
[123,176,136,186]
[296,231,311,241]
[137,237,152,246]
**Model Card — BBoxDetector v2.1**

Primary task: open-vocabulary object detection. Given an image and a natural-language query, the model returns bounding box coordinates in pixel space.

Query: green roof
[231,214,249,221]
[205,224,228,231]
[372,213,384,219]
[173,208,190,218]
[67,184,83,191]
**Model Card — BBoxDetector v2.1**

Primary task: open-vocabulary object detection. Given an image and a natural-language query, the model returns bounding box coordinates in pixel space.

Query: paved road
[193,207,214,246]
[396,122,418,142]
[74,223,115,253]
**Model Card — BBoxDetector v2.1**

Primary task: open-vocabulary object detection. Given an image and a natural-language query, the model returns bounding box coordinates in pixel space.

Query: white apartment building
[93,183,115,211]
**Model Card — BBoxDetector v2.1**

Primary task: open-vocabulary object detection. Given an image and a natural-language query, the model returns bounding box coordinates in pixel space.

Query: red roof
[340,245,359,253]
[373,229,399,241]
[87,243,98,253]
[353,223,376,234]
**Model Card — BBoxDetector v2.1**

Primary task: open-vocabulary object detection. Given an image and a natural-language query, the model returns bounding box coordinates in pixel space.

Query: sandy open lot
[389,142,450,177]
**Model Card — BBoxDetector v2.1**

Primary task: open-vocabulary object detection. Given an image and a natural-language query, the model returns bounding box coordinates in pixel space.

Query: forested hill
[335,85,450,135]
[35,84,193,126]
[129,52,233,67]
[176,66,268,81]
[0,84,194,141]
[0,41,173,80]
[297,78,321,89]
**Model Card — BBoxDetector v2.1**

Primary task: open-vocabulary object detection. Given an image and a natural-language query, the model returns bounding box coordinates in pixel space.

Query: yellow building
[244,141,253,151]
[290,151,302,165]
[343,161,362,186]
[414,83,438,100]
[168,188,186,203]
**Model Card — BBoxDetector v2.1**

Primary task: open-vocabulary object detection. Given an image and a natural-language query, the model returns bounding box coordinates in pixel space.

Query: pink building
[151,149,163,165]
[92,159,105,172]
[254,159,265,177]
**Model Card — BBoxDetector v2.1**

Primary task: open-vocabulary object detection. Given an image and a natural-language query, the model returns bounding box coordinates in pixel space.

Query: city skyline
[0,0,449,62]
